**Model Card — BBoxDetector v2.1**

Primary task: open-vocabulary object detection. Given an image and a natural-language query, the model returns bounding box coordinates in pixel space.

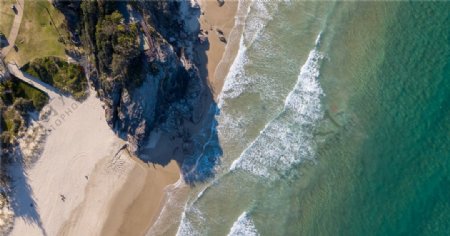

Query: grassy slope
[0,0,15,38]
[5,0,66,65]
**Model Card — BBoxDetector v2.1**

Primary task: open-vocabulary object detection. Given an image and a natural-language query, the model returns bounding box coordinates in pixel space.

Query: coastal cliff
[53,0,218,180]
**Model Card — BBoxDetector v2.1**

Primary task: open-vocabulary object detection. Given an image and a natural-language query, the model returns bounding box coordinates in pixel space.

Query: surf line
[229,31,325,179]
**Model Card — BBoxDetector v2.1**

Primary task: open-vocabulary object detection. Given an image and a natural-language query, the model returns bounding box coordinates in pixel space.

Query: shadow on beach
[7,150,47,236]
[137,1,223,186]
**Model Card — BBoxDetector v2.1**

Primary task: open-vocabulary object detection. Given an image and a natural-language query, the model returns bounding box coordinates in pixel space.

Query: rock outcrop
[54,0,219,181]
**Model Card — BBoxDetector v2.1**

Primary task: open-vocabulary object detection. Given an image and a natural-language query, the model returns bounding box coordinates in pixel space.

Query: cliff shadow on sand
[7,150,46,236]
[52,0,224,185]
[135,1,223,185]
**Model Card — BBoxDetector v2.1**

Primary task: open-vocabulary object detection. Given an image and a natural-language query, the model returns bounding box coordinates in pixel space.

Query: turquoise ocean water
[152,1,449,235]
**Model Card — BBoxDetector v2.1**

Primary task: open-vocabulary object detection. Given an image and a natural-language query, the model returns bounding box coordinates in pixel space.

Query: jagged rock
[55,1,217,182]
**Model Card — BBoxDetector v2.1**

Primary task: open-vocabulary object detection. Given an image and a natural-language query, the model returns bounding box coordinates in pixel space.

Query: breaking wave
[219,0,281,104]
[227,211,259,236]
[230,34,325,179]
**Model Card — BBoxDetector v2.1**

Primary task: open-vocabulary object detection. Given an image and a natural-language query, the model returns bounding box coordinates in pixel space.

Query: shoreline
[198,0,240,99]
[99,1,242,234]
[100,159,179,236]
[96,1,241,234]
[8,0,242,235]
[145,1,243,235]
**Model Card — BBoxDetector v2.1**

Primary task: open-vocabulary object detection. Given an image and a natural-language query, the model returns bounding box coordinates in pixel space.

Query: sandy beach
[8,92,180,236]
[145,1,241,235]
[100,159,179,236]
[8,1,240,235]
[198,0,239,98]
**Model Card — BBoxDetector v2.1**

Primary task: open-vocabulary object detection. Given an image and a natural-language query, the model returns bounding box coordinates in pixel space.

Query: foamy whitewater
[219,0,280,104]
[174,0,326,232]
[229,45,324,179]
[152,1,450,235]
[227,212,259,236]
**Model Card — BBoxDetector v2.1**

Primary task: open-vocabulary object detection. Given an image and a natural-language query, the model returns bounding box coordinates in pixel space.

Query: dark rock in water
[217,0,225,7]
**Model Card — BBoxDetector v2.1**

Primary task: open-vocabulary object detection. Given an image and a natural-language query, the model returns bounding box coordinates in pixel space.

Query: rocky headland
[53,0,220,183]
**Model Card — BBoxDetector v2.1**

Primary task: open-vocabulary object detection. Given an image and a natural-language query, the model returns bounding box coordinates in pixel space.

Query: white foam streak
[227,212,259,236]
[230,39,324,179]
[176,204,209,236]
[244,1,273,47]
[218,0,281,106]
[218,37,249,106]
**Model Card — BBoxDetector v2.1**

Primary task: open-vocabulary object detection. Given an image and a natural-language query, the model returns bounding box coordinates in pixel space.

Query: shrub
[22,57,87,100]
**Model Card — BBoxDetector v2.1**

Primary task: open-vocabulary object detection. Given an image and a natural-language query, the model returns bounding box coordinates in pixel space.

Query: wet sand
[198,0,239,98]
[144,1,242,235]
[100,159,179,236]
[10,1,241,235]
[99,1,241,233]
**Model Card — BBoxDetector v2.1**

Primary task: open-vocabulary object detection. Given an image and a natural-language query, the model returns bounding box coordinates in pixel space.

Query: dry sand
[9,0,241,235]
[9,93,180,236]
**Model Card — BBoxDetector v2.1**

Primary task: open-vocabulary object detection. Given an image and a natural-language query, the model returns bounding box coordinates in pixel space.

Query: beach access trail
[1,0,24,56]
[7,63,60,100]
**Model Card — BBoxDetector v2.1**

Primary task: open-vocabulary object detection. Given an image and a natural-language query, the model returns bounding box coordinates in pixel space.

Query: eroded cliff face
[54,0,219,180]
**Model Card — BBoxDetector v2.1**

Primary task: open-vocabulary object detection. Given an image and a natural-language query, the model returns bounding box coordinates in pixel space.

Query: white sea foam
[219,0,282,106]
[176,205,205,236]
[243,1,270,46]
[218,37,250,105]
[227,212,260,236]
[244,1,279,48]
[230,35,325,179]
[218,38,281,106]
[176,211,195,236]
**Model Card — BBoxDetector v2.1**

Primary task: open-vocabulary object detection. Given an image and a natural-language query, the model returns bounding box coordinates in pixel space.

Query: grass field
[0,0,16,38]
[6,0,66,65]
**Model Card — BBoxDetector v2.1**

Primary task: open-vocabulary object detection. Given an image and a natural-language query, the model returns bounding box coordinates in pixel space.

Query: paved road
[7,63,60,100]
[1,0,25,56]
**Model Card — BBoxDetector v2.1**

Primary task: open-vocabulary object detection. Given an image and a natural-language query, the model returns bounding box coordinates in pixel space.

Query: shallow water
[155,1,449,235]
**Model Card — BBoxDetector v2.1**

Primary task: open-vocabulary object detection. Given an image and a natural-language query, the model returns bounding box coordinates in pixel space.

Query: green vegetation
[0,0,15,38]
[6,0,66,66]
[80,1,144,88]
[0,78,49,147]
[0,107,22,145]
[22,57,87,100]
[95,11,140,78]
[0,78,49,111]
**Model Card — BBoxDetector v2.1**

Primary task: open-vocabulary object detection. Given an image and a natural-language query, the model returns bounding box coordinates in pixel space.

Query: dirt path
[1,0,24,56]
